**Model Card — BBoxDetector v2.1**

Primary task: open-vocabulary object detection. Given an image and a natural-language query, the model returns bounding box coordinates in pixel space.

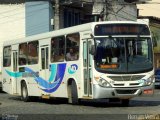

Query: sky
[137,0,160,18]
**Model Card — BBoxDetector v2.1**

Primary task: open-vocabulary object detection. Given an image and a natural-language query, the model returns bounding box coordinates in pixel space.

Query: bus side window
[28,41,39,65]
[3,46,11,67]
[66,33,80,61]
[19,58,26,65]
[19,43,28,66]
[51,36,65,62]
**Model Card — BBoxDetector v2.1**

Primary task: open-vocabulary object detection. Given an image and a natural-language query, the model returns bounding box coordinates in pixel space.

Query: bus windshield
[94,37,153,74]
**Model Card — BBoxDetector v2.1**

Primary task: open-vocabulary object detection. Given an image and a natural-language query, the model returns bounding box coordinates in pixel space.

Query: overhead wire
[0,7,50,24]
[0,1,158,22]
[90,3,160,30]
[0,2,50,20]
[0,2,55,40]
[0,1,159,38]
[0,2,45,15]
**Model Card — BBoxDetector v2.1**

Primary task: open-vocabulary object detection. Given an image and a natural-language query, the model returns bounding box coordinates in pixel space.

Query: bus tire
[69,81,79,105]
[21,82,30,102]
[121,99,130,107]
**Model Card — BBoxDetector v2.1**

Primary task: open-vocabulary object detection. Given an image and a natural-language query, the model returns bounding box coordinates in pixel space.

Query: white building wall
[107,4,137,21]
[0,4,25,71]
[92,1,137,21]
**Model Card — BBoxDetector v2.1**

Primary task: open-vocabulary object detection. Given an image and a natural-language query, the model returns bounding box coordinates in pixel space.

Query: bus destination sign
[94,24,150,36]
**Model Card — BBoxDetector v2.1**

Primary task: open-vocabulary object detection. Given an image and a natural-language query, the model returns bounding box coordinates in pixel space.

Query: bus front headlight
[143,76,154,86]
[98,78,111,88]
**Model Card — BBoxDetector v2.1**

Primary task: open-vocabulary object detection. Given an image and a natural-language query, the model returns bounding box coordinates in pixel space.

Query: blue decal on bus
[49,64,57,83]
[41,63,66,93]
[5,63,66,93]
[68,64,78,74]
[5,70,22,78]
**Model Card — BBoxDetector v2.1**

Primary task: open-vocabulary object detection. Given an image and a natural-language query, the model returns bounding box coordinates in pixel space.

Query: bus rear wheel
[21,82,30,102]
[68,81,79,105]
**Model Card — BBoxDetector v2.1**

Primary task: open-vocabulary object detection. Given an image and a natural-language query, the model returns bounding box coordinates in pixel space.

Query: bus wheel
[121,99,130,107]
[69,81,79,105]
[21,82,30,102]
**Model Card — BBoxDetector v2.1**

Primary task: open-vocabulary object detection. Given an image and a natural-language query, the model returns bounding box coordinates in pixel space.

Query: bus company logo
[5,63,66,93]
[68,64,78,74]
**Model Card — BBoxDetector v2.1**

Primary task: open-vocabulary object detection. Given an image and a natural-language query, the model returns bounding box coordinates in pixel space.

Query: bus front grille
[116,89,137,94]
[108,75,145,81]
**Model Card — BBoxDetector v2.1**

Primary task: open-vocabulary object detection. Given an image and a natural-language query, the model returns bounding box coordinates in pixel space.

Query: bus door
[83,39,93,97]
[40,46,50,91]
[12,50,18,94]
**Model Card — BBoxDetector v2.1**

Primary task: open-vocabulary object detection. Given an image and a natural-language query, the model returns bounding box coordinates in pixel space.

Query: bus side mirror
[90,45,96,55]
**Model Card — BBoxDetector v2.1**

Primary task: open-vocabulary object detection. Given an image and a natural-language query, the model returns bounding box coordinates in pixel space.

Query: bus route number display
[94,24,150,36]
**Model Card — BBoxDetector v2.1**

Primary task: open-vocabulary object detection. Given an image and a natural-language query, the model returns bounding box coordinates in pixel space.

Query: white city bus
[2,21,154,106]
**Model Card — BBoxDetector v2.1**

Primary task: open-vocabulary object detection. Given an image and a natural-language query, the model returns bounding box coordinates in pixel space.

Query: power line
[120,10,160,29]
[0,19,53,40]
[0,2,54,21]
[0,2,46,15]
[0,1,147,20]
[0,7,49,24]
[0,1,159,39]
[0,4,50,21]
[0,2,158,25]
[102,4,160,29]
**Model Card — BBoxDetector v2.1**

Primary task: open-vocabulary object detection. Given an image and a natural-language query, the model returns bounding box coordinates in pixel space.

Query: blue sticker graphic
[5,70,22,78]
[5,63,66,93]
[68,64,78,74]
[42,63,66,93]
[48,64,57,83]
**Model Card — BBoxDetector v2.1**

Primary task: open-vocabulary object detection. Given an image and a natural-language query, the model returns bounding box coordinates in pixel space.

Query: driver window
[96,38,120,65]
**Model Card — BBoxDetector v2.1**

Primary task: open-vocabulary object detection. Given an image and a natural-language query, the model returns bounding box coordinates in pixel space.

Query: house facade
[52,0,150,29]
[0,1,25,70]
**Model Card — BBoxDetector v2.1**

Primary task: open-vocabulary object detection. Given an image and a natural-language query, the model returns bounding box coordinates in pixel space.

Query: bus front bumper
[93,84,154,99]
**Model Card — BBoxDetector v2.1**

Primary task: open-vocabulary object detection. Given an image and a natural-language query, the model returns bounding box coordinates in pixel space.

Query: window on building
[3,46,11,67]
[51,36,65,62]
[66,33,80,61]
[19,43,28,66]
[28,41,39,65]
[63,9,81,28]
[83,15,100,23]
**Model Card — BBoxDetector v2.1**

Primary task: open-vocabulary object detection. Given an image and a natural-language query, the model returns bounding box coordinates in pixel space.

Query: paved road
[0,89,160,120]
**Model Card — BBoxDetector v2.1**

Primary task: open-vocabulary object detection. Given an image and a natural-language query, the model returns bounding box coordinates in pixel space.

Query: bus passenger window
[28,41,39,65]
[66,33,80,61]
[19,43,27,66]
[3,46,11,67]
[51,36,65,62]
[66,48,77,61]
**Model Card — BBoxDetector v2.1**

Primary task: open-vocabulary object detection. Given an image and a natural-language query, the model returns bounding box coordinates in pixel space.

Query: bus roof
[3,21,148,46]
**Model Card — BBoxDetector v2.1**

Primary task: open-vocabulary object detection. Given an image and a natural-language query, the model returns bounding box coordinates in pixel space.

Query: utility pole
[54,0,60,30]
[92,0,106,21]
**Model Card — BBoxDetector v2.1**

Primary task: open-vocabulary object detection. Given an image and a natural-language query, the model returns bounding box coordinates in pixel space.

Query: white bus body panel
[2,21,154,100]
